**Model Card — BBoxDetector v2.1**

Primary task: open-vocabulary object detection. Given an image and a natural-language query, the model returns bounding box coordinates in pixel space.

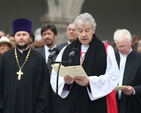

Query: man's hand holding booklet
[114,85,127,90]
[51,64,87,78]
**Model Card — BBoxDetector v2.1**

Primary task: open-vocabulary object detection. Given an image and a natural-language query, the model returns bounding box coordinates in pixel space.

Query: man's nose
[82,31,86,36]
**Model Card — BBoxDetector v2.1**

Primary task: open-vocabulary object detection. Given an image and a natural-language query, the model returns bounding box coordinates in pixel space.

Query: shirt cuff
[132,88,136,95]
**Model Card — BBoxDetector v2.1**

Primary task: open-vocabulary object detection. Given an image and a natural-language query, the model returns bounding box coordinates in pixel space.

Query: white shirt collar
[81,44,89,52]
[17,47,30,54]
[44,45,56,51]
[119,48,132,57]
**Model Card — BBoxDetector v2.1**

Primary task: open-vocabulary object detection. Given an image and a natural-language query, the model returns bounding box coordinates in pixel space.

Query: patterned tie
[48,49,52,53]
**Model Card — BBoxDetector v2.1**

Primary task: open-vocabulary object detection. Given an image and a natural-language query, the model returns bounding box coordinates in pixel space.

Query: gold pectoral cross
[17,69,23,80]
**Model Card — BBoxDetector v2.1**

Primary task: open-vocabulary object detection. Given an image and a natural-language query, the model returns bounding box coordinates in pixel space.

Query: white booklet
[51,64,87,78]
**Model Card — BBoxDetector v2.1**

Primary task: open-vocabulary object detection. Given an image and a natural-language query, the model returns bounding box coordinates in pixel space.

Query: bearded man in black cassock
[0,18,49,113]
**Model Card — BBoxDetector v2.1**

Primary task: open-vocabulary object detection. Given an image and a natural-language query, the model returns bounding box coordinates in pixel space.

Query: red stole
[104,43,118,113]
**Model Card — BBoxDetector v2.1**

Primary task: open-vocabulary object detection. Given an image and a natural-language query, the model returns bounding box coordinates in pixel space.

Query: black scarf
[59,34,107,113]
[62,34,106,76]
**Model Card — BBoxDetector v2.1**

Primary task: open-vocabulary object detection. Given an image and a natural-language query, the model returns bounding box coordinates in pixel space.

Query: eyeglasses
[116,43,129,49]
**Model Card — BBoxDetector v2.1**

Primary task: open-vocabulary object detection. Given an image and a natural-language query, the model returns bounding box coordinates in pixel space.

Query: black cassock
[115,51,141,113]
[0,48,50,113]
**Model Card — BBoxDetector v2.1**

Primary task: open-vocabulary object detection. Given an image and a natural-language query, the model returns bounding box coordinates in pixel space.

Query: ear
[54,35,57,40]
[29,38,32,43]
[93,29,96,34]
[130,40,133,45]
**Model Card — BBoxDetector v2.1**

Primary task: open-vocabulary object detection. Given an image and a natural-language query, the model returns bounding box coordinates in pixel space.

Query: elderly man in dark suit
[114,29,141,113]
[57,22,78,50]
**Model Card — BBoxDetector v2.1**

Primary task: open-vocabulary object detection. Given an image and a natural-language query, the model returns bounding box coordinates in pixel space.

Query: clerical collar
[81,44,89,49]
[17,47,30,54]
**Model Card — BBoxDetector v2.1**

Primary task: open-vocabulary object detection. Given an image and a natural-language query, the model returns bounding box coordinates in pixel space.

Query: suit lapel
[115,52,120,69]
[41,47,45,58]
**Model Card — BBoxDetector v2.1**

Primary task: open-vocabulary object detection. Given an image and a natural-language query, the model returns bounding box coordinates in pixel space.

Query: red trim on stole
[80,51,86,57]
[104,43,118,113]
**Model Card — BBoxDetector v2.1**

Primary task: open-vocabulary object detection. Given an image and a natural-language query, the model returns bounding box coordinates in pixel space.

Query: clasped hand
[64,75,89,86]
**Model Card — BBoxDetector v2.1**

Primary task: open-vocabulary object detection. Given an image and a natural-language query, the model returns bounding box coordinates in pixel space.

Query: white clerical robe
[50,45,119,100]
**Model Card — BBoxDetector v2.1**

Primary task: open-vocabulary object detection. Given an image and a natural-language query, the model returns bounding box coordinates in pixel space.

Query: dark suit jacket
[35,47,45,58]
[115,51,141,113]
[35,47,60,74]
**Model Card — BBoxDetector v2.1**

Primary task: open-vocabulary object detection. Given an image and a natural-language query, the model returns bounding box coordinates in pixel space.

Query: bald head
[0,31,5,36]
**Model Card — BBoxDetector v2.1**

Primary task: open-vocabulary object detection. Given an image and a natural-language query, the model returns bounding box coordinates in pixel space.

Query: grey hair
[74,12,97,30]
[113,29,132,43]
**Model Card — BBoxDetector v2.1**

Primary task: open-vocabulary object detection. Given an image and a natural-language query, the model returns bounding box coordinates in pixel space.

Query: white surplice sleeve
[50,46,70,98]
[87,45,119,100]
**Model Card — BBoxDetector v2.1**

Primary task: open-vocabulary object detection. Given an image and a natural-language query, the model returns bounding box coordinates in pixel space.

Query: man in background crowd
[34,28,44,48]
[36,24,59,113]
[57,22,77,50]
[7,34,15,45]
[0,36,15,55]
[114,29,141,113]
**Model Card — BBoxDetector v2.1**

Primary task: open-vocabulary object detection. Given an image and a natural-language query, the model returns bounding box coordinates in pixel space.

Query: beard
[16,42,29,50]
[46,41,54,47]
